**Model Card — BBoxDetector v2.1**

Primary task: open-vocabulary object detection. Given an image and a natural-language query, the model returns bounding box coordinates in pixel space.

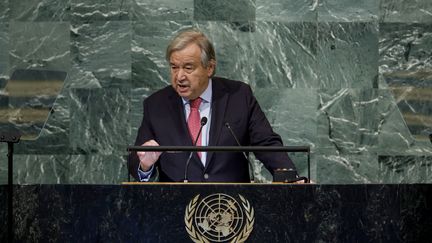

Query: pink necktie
[188,98,202,158]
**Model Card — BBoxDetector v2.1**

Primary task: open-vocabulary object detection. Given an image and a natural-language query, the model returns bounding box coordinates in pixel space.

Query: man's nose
[176,68,186,80]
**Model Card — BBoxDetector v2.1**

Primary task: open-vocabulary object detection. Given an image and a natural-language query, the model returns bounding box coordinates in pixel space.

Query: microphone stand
[225,123,255,182]
[183,117,207,182]
[1,132,21,243]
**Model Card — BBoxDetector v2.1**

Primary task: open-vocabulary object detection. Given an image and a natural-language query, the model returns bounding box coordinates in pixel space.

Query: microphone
[183,117,208,182]
[224,122,255,183]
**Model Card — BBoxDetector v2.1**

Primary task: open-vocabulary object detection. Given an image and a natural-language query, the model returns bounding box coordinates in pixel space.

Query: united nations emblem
[184,193,254,243]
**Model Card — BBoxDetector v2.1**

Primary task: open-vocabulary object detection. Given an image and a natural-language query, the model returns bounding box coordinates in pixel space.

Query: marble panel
[194,21,255,84]
[255,88,317,147]
[380,0,432,23]
[0,0,9,22]
[132,21,192,89]
[13,154,71,184]
[318,0,379,22]
[356,89,381,148]
[9,22,70,71]
[317,88,381,153]
[377,88,432,154]
[69,88,130,155]
[317,22,379,89]
[315,149,380,183]
[256,0,317,22]
[0,23,8,80]
[378,155,432,183]
[71,0,131,21]
[69,21,131,88]
[131,0,193,21]
[254,21,318,88]
[379,23,432,78]
[13,153,127,184]
[9,0,71,21]
[65,154,127,183]
[194,0,256,21]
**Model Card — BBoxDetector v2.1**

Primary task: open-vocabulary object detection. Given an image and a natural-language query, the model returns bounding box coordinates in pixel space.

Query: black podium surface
[1,184,431,242]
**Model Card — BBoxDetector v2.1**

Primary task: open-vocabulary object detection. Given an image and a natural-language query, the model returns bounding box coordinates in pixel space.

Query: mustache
[176,80,190,86]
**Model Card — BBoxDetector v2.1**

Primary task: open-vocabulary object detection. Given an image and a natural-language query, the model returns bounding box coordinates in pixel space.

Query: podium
[1,184,431,242]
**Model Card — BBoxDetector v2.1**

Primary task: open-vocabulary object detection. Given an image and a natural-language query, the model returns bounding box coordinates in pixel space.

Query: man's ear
[207,59,216,77]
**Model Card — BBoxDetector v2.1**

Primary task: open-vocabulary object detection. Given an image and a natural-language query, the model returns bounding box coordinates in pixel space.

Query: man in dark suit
[129,29,297,182]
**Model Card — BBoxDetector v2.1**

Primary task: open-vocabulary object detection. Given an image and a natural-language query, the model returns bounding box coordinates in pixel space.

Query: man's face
[169,43,215,100]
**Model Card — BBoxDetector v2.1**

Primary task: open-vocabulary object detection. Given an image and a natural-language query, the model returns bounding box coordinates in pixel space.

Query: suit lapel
[205,78,229,169]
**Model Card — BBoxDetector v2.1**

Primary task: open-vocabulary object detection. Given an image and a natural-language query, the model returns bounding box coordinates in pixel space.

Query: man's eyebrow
[170,62,195,66]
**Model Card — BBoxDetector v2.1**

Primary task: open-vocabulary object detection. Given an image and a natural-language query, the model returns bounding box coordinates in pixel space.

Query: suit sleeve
[244,85,297,174]
[128,99,156,181]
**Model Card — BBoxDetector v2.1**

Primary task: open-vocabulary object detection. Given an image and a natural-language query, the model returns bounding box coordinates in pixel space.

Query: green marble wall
[0,0,431,184]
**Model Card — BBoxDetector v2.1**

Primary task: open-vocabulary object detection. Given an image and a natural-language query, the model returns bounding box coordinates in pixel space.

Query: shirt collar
[182,79,213,105]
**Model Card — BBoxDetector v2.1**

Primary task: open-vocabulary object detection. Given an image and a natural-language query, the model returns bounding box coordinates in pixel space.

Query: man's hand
[137,140,161,171]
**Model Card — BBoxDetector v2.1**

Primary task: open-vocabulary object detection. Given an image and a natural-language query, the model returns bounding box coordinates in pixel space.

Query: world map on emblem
[194,193,245,242]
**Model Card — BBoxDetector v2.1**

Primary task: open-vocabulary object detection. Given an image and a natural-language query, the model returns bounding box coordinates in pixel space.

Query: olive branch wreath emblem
[184,194,255,243]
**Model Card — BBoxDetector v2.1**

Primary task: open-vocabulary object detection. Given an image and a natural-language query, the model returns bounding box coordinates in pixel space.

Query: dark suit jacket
[128,77,296,182]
